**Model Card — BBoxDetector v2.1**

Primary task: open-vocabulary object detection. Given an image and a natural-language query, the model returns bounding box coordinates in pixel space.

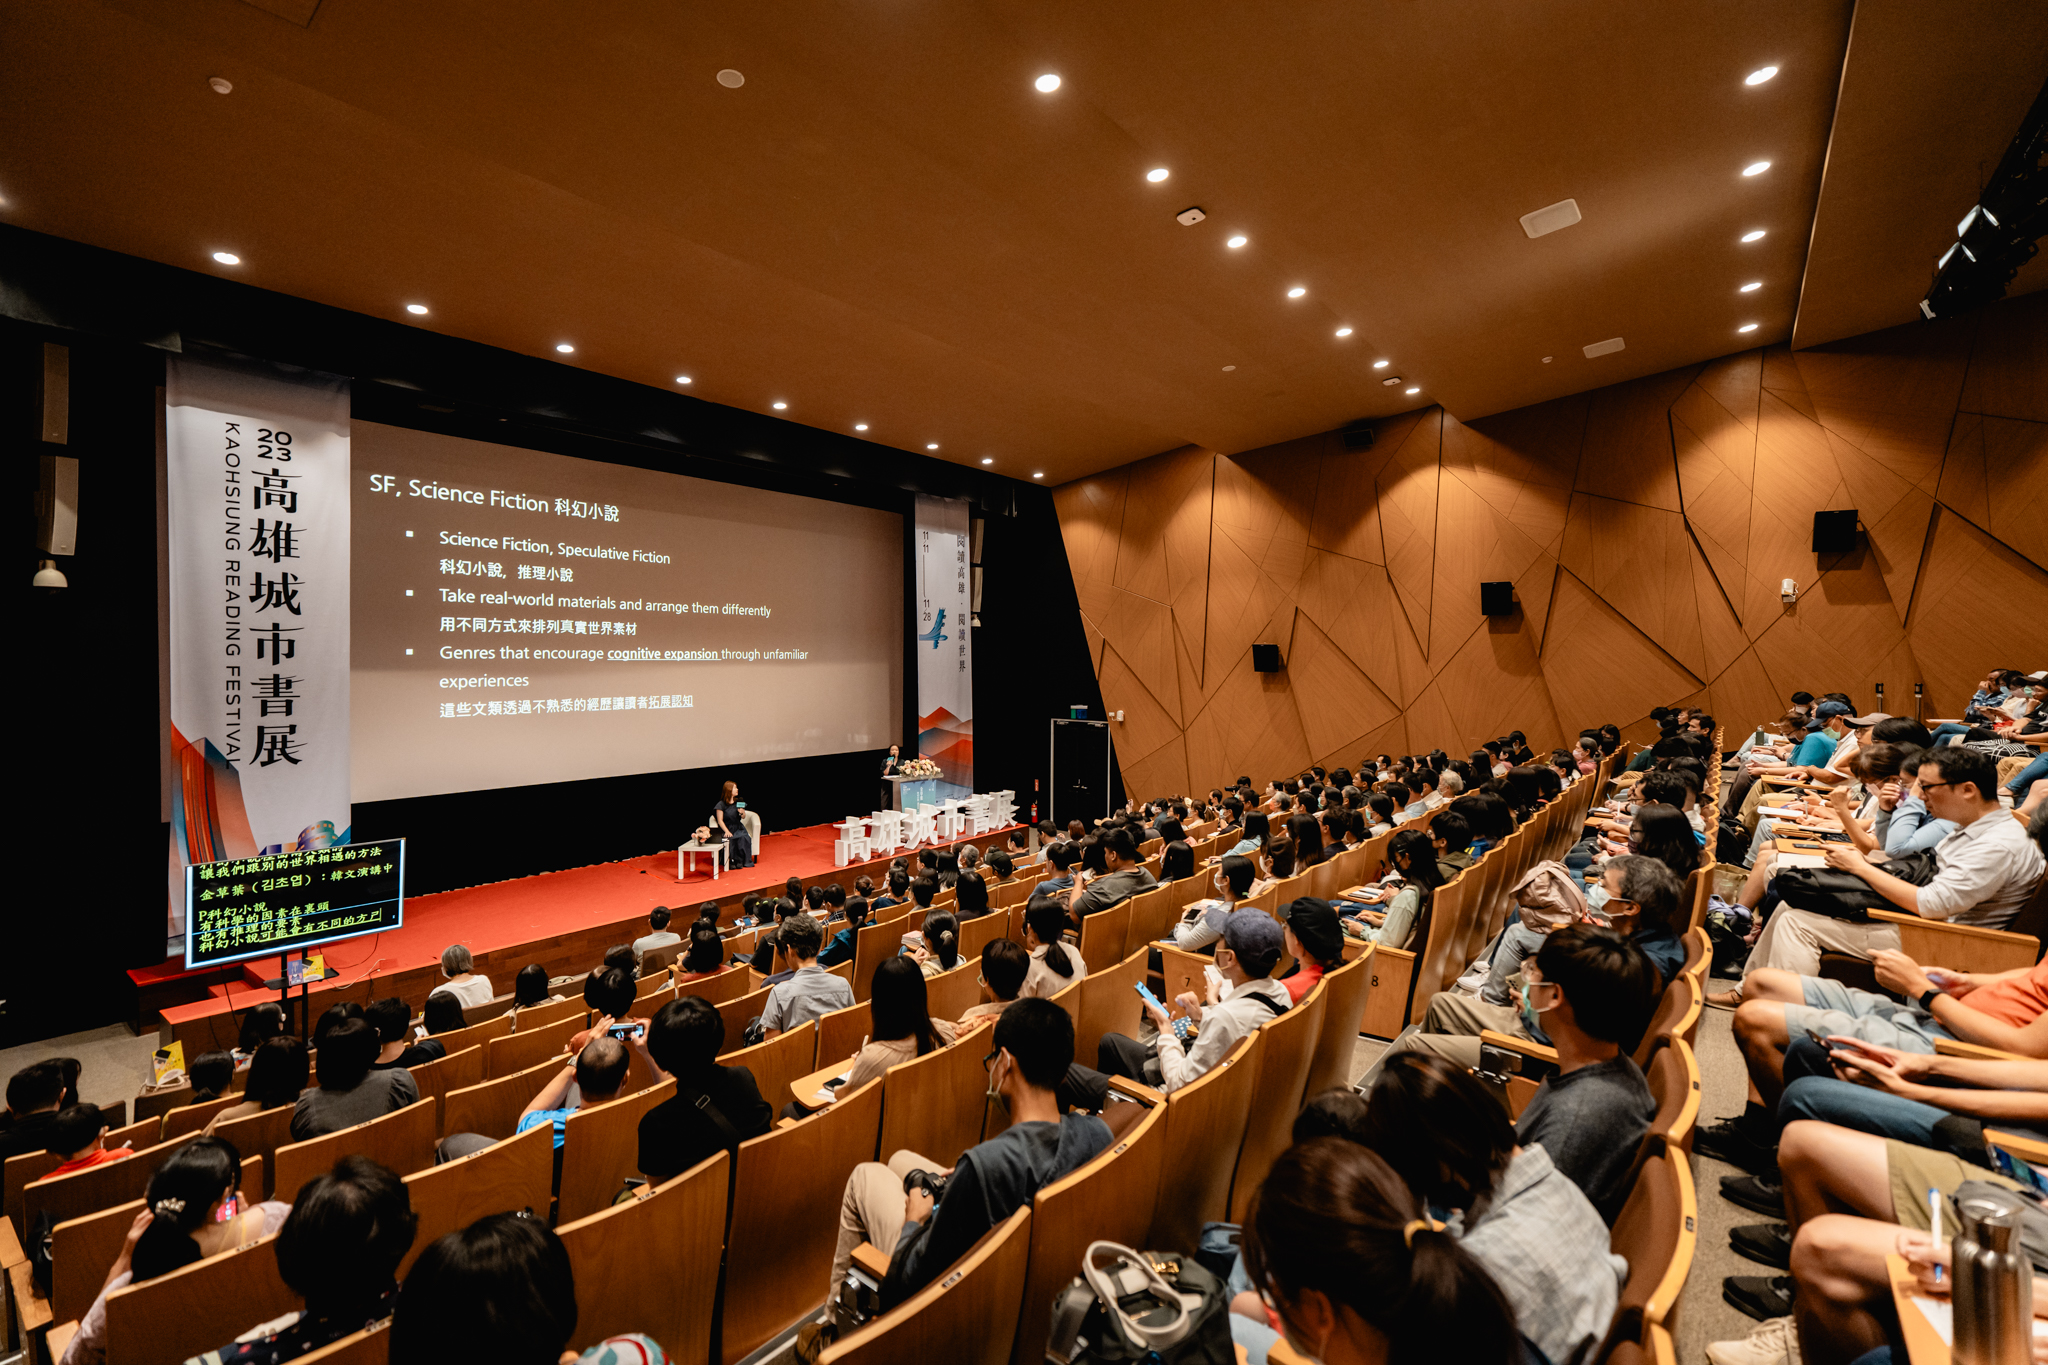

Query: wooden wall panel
[1055,296,2045,800]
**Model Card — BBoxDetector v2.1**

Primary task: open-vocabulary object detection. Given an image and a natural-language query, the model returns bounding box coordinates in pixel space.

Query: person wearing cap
[1277,900,1346,1005]
[1093,912,1291,1095]
[1736,702,1860,836]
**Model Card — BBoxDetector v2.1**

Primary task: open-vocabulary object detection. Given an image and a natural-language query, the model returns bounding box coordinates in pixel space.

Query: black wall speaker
[1479,581,1515,615]
[1251,643,1283,673]
[1340,421,1376,451]
[1812,510,1860,554]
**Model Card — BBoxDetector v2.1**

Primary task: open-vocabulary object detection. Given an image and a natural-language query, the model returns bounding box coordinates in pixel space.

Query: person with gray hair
[1436,767,1465,799]
[435,944,495,1010]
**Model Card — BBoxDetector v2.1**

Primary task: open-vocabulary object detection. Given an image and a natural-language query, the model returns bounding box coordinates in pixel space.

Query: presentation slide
[350,422,903,800]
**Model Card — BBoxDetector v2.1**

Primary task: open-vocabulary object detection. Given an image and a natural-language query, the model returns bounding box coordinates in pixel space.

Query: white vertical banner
[166,354,351,943]
[913,495,973,799]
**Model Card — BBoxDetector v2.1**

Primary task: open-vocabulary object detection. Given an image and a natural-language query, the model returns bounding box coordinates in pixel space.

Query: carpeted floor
[1683,969,1774,1363]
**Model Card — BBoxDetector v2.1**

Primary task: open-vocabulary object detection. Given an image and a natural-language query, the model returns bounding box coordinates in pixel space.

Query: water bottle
[1952,1188,2034,1365]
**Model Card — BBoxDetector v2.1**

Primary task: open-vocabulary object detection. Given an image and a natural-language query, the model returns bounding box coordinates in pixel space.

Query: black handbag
[1045,1242,1235,1365]
[1771,850,1938,922]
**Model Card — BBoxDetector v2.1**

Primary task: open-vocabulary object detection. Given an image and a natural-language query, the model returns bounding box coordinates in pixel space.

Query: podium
[883,773,939,812]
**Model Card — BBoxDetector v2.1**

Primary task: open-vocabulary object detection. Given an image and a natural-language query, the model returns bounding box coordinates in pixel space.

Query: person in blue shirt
[515,1036,629,1152]
[1871,751,1959,856]
[819,897,868,968]
[1028,843,1078,899]
[871,868,910,912]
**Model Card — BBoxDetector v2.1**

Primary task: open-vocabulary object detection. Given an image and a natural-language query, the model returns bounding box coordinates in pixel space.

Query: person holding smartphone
[461,1037,629,1160]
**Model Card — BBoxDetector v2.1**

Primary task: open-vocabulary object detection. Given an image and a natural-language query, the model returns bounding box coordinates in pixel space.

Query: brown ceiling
[1,0,2041,483]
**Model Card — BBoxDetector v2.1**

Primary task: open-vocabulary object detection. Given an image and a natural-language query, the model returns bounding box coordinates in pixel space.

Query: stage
[142,818,1020,1052]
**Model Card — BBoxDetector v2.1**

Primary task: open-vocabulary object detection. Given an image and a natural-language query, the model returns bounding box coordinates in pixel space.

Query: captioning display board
[184,840,404,967]
[350,423,904,800]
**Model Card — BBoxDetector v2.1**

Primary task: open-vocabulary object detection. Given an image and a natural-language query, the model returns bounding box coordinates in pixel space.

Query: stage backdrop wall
[1056,292,2048,798]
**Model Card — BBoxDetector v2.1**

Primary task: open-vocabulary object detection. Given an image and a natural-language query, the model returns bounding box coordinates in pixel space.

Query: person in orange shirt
[45,1103,133,1177]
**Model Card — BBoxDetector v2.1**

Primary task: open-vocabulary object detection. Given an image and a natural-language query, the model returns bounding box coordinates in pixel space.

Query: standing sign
[913,495,973,800]
[166,354,351,948]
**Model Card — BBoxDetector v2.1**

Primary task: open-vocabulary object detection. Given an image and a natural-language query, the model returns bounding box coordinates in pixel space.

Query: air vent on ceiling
[1582,337,1626,359]
[1519,198,1582,239]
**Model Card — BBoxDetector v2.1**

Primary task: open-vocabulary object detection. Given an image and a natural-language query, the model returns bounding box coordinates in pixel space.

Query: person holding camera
[825,998,1111,1307]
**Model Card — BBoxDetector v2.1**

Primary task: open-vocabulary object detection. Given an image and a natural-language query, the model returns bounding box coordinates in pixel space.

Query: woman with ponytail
[63,1137,289,1365]
[911,910,960,977]
[1342,829,1442,950]
[1236,1139,1519,1365]
[1019,895,1084,998]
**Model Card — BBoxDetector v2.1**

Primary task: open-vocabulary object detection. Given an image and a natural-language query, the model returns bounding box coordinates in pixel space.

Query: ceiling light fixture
[1742,229,1767,242]
[1034,73,1061,93]
[1221,365,1236,371]
[212,251,240,265]
[1287,286,1306,298]
[1226,235,1248,249]
[1372,359,1389,369]
[1542,356,1554,363]
[1738,323,1760,332]
[716,69,745,88]
[1334,327,1353,337]
[1745,65,1779,85]
[854,423,868,431]
[405,303,429,315]
[675,375,692,385]
[1032,472,1044,479]
[1740,281,1763,292]
[1405,387,1420,395]
[209,77,233,94]
[981,457,993,465]
[555,343,574,353]
[1381,377,1403,387]
[1146,168,1169,183]
[926,443,939,450]
[1742,160,1771,176]
[772,401,787,410]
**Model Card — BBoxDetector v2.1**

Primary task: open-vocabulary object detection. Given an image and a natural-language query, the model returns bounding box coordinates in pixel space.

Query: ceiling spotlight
[1221,365,1236,371]
[675,375,692,384]
[1742,160,1771,176]
[1035,73,1061,93]
[555,343,574,353]
[211,251,240,265]
[1287,286,1306,299]
[926,443,939,450]
[1226,235,1248,249]
[981,457,993,465]
[1146,168,1169,183]
[1405,387,1421,395]
[716,69,745,88]
[772,401,787,410]
[854,423,868,431]
[1741,229,1767,242]
[1745,65,1779,85]
[1738,323,1759,333]
[1372,359,1389,369]
[208,76,233,94]
[1740,281,1763,292]
[1542,356,1554,363]
[1032,472,1043,479]
[1334,327,1353,337]
[405,303,429,315]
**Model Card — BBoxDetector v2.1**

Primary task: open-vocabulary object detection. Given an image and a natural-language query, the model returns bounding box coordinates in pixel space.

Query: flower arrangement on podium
[899,757,943,778]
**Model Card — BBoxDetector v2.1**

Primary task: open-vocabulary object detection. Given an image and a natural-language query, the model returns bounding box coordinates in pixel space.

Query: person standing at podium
[715,781,754,869]
[880,744,907,807]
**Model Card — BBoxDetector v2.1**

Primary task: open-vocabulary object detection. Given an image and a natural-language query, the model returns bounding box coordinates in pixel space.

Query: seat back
[678,967,753,1006]
[1076,900,1131,974]
[24,1133,194,1236]
[1681,926,1710,985]
[1148,1032,1260,1252]
[958,910,1010,963]
[1300,946,1375,1102]
[817,1000,876,1066]
[878,1038,994,1170]
[1071,946,1150,1068]
[420,1011,514,1064]
[925,959,985,1024]
[1228,983,1329,1222]
[558,1150,730,1365]
[509,996,587,1030]
[293,1324,391,1364]
[724,1076,886,1364]
[50,1196,145,1325]
[5,1149,60,1236]
[820,1206,1033,1365]
[440,1058,562,1143]
[715,986,776,1055]
[853,914,916,1001]
[557,1079,678,1224]
[273,1099,438,1204]
[1644,1035,1702,1153]
[399,1120,554,1275]
[724,1021,821,1120]
[1008,1103,1167,1365]
[104,1228,294,1365]
[1123,885,1176,949]
[1608,1136,1696,1333]
[487,1013,583,1078]
[1156,944,1213,1004]
[208,1105,296,1198]
[409,1045,485,1134]
[161,1094,241,1141]
[1632,974,1701,1068]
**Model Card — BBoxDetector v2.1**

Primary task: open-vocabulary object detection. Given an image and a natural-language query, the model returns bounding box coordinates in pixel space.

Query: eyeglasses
[1918,781,1955,794]
[982,1048,1000,1073]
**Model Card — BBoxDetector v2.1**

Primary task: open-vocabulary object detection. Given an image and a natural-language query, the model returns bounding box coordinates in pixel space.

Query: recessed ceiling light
[716,69,744,88]
[1034,73,1061,93]
[1032,472,1043,479]
[1742,160,1771,177]
[555,343,574,353]
[208,77,233,95]
[1372,359,1389,369]
[1287,286,1307,299]
[1146,168,1169,183]
[926,443,939,450]
[212,251,240,265]
[1741,229,1767,242]
[1221,365,1236,372]
[1226,235,1248,249]
[405,303,429,315]
[675,375,692,385]
[772,401,787,410]
[1738,323,1759,333]
[1405,387,1420,395]
[1334,327,1353,337]
[854,423,868,431]
[981,457,994,465]
[1542,356,1554,363]
[1745,65,1779,86]
[1740,281,1763,292]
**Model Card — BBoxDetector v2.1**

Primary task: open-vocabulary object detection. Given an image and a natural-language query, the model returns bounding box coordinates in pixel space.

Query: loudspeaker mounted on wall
[1340,420,1375,451]
[1251,643,1283,673]
[1479,581,1515,615]
[1812,509,1860,555]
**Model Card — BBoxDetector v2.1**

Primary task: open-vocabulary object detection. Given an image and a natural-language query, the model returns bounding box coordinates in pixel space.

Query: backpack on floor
[1045,1241,1234,1365]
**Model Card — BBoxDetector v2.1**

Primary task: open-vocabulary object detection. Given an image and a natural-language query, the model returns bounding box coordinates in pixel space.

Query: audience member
[207,1036,309,1134]
[831,958,956,1100]
[760,914,853,1038]
[634,997,773,1183]
[631,906,681,964]
[186,1050,236,1104]
[953,869,991,920]
[1019,897,1085,998]
[1089,912,1289,1096]
[291,1020,419,1141]
[958,939,1029,1031]
[677,922,728,979]
[367,997,445,1071]
[420,992,467,1036]
[510,1037,630,1152]
[1343,829,1441,949]
[818,897,869,968]
[1172,853,1257,953]
[1278,899,1345,1005]
[509,964,564,1017]
[45,1103,129,1176]
[433,945,494,1010]
[1067,827,1158,916]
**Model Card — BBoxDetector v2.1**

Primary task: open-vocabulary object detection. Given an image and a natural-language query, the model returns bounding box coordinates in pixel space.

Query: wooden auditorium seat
[440,1057,562,1143]
[160,1093,241,1140]
[1070,946,1149,1069]
[486,1013,583,1078]
[725,1021,821,1124]
[419,1012,513,1065]
[956,910,1009,963]
[1113,1031,1260,1252]
[102,1225,294,1365]
[677,967,752,1007]
[24,1133,195,1239]
[923,959,984,1023]
[272,1100,438,1204]
[818,1206,1032,1365]
[817,1001,875,1068]
[398,1120,553,1274]
[557,1149,729,1365]
[1075,900,1131,974]
[1299,945,1375,1101]
[209,1105,296,1198]
[556,1079,677,1224]
[715,986,775,1055]
[1227,981,1328,1222]
[48,1196,144,1327]
[406,1044,485,1135]
[877,1034,993,1171]
[1603,1135,1696,1344]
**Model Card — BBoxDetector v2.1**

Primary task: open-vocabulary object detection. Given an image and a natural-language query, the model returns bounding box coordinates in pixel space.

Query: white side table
[678,839,727,881]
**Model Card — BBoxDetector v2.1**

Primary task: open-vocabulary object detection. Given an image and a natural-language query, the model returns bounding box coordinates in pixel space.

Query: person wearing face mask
[1169,853,1259,954]
[824,998,1111,1305]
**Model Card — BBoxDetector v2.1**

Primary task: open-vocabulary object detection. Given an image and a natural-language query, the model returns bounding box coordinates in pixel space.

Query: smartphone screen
[1989,1146,2048,1197]
[606,1023,645,1042]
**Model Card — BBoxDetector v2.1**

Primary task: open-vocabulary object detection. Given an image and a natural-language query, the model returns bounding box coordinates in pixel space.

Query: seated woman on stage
[714,780,754,868]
